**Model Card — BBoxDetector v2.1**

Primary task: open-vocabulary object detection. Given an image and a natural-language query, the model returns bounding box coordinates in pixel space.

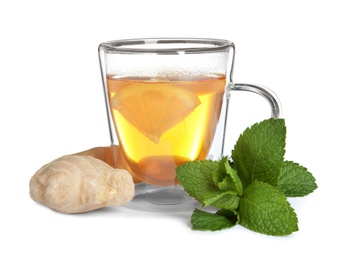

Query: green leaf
[191,209,238,231]
[232,118,286,187]
[212,157,243,196]
[223,159,243,196]
[216,208,239,222]
[277,161,318,197]
[212,157,229,185]
[203,190,240,210]
[217,175,234,191]
[239,181,298,236]
[176,160,219,204]
[211,194,240,211]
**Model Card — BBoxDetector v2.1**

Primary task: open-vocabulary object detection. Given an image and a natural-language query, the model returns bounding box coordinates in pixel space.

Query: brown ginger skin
[30,155,135,213]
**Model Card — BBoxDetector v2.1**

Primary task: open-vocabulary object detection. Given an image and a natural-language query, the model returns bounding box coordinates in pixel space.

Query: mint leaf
[232,118,286,187]
[176,160,219,204]
[223,159,243,196]
[239,180,298,236]
[210,194,240,211]
[212,157,229,185]
[204,190,240,210]
[191,209,238,231]
[216,208,239,222]
[217,175,234,191]
[277,161,317,197]
[212,157,243,195]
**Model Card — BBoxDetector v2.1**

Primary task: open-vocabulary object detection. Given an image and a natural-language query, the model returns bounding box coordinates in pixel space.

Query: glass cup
[98,38,281,211]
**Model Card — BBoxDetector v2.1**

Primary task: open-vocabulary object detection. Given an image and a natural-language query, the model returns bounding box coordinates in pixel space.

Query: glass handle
[220,82,281,157]
[231,83,282,118]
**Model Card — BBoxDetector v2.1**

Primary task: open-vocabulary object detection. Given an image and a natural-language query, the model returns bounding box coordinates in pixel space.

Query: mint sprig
[176,118,317,236]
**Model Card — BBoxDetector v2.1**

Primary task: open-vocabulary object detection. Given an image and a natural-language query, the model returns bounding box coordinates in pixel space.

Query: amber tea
[107,75,226,186]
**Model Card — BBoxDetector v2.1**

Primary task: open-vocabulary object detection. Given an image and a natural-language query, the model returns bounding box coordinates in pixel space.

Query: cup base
[124,183,199,212]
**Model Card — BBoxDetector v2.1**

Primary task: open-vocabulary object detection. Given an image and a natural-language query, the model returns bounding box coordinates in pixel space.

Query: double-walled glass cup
[98,38,281,211]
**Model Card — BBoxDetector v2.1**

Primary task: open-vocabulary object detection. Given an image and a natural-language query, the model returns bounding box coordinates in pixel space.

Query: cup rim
[99,38,233,54]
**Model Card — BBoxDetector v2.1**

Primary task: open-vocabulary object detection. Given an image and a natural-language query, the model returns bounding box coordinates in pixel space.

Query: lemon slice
[111,84,201,143]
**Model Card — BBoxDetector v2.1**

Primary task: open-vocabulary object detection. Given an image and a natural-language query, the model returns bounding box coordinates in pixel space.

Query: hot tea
[107,75,226,185]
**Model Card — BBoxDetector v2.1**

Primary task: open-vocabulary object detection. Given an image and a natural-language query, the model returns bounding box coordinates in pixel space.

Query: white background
[1,0,348,259]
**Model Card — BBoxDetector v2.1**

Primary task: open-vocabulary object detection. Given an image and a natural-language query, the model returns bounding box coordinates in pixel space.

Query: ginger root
[30,155,135,213]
